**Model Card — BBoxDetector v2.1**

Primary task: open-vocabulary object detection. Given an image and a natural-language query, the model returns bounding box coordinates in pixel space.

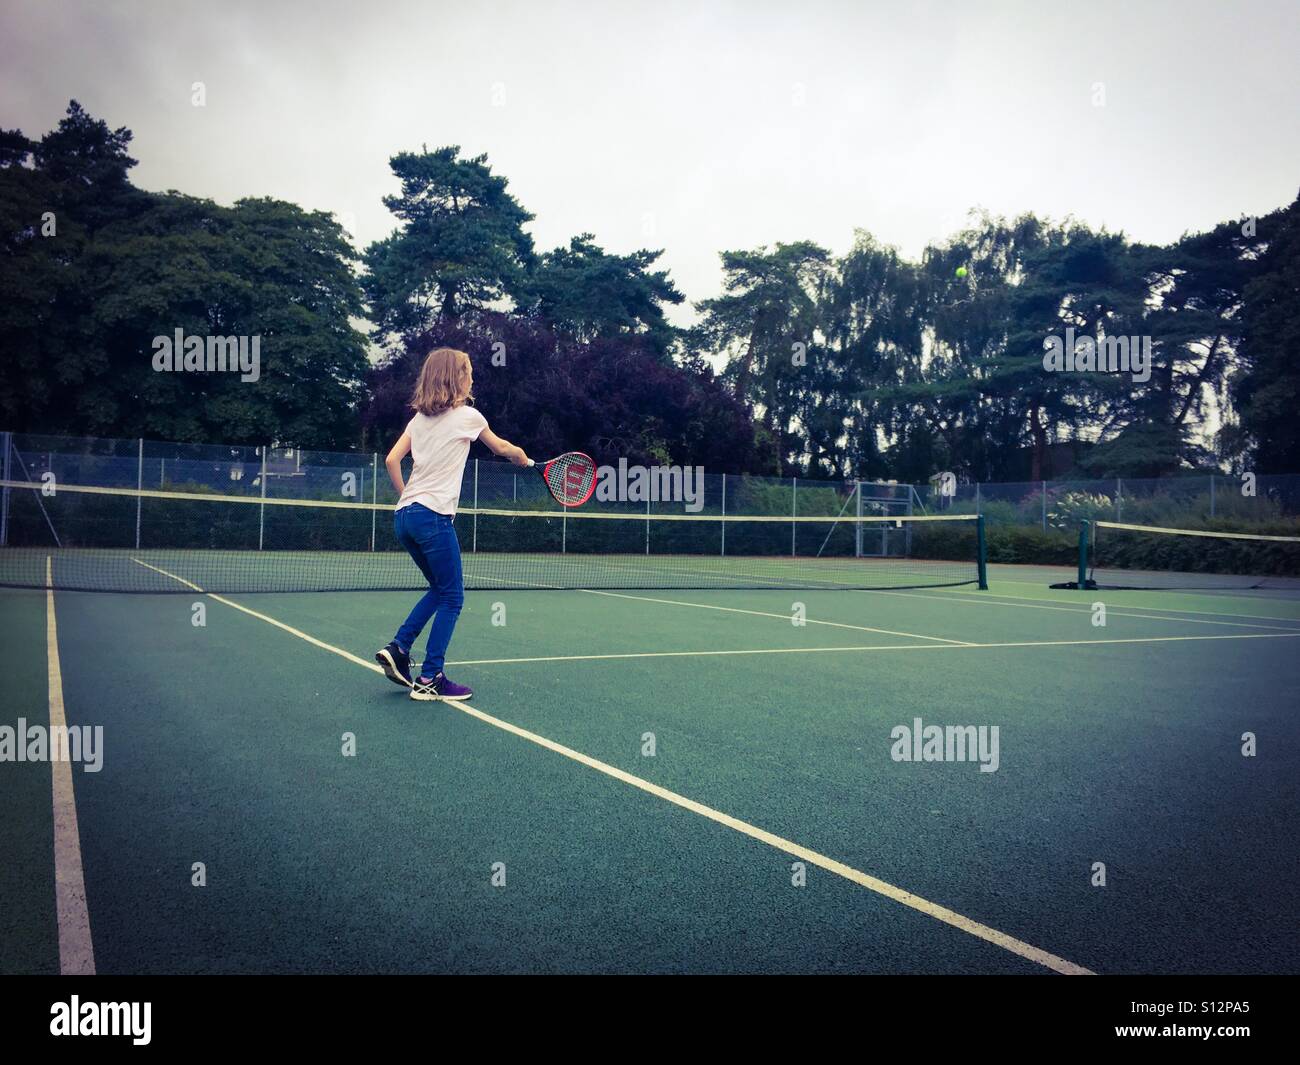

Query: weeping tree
[872,215,1152,481]
[810,232,925,480]
[694,241,831,473]
[1223,193,1300,473]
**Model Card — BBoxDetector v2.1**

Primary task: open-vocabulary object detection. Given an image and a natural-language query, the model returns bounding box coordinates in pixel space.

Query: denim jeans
[393,504,465,677]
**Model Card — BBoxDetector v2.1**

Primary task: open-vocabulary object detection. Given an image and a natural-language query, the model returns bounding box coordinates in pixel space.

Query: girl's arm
[385,432,412,494]
[479,427,531,467]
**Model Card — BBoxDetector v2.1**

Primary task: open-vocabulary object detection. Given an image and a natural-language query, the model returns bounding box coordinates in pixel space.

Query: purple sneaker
[410,671,473,702]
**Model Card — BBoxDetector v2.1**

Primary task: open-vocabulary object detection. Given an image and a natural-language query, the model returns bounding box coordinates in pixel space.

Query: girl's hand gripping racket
[530,452,597,507]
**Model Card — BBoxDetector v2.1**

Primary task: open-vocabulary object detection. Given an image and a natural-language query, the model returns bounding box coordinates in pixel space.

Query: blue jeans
[393,504,464,677]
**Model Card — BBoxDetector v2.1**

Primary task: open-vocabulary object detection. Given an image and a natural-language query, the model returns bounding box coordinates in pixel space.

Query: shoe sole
[376,649,412,687]
[409,689,473,702]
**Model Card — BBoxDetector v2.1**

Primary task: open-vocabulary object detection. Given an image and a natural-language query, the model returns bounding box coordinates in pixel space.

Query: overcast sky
[3,0,1297,327]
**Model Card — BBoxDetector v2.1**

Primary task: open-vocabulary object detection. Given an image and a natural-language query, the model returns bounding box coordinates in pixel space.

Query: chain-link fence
[3,432,1297,556]
[922,474,1300,532]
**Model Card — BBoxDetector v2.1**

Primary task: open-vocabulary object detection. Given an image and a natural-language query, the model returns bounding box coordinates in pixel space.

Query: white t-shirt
[396,405,489,516]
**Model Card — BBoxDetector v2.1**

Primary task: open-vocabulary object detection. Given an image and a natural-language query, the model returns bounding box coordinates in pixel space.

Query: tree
[878,215,1143,482]
[362,147,535,345]
[519,233,683,358]
[0,102,370,448]
[694,242,831,473]
[365,314,763,472]
[1227,194,1300,472]
[988,220,1140,480]
[810,232,925,479]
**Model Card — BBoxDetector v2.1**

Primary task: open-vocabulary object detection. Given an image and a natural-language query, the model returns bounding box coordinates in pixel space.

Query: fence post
[0,430,10,547]
[791,476,797,557]
[258,446,268,550]
[472,459,479,553]
[975,481,981,517]
[1210,474,1216,518]
[1041,480,1047,532]
[720,473,727,556]
[370,453,378,550]
[1077,520,1090,589]
[135,438,144,549]
[854,480,863,557]
[645,495,651,555]
[1115,478,1123,522]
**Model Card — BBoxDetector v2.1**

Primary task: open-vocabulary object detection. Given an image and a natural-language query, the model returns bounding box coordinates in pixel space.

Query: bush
[1046,490,1113,530]
[1096,521,1300,577]
[987,526,1078,565]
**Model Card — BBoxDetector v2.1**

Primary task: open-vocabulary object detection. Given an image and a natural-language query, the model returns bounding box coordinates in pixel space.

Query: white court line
[458,644,954,665]
[131,558,384,674]
[130,556,1091,975]
[45,557,96,975]
[579,588,975,645]
[484,554,1297,631]
[872,588,1300,632]
[956,584,1300,624]
[454,630,1300,667]
[572,553,907,592]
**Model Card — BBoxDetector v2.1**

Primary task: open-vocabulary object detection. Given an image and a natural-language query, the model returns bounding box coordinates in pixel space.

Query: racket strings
[543,453,596,507]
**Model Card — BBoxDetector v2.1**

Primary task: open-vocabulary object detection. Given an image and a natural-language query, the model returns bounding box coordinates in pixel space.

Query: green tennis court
[4,564,1298,974]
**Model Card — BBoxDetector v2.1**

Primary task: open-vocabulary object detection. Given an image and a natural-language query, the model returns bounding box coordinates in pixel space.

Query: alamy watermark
[593,458,704,512]
[890,717,1000,773]
[151,329,261,383]
[0,718,103,772]
[50,996,150,1045]
[1042,327,1151,383]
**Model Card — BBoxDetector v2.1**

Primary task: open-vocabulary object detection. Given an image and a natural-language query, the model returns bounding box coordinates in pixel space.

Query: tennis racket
[529,452,597,508]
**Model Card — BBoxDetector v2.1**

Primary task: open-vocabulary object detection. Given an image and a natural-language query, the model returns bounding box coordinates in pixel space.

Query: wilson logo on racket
[529,452,597,507]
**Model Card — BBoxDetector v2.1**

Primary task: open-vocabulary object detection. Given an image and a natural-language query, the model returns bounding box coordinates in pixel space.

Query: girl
[375,347,530,701]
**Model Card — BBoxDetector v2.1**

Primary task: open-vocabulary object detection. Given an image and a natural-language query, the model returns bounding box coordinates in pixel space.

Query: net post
[1,430,11,547]
[1077,520,1089,589]
[135,438,144,549]
[370,453,378,551]
[259,446,267,550]
[976,514,988,590]
[472,459,479,553]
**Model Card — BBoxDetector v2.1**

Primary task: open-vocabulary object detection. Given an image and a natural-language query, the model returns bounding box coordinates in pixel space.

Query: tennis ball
[956,266,968,278]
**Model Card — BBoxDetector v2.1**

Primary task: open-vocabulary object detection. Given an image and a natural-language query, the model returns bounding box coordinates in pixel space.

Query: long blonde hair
[410,347,473,416]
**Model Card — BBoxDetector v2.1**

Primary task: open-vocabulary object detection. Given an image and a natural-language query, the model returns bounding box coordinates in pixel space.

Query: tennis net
[0,480,986,593]
[1073,520,1300,591]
